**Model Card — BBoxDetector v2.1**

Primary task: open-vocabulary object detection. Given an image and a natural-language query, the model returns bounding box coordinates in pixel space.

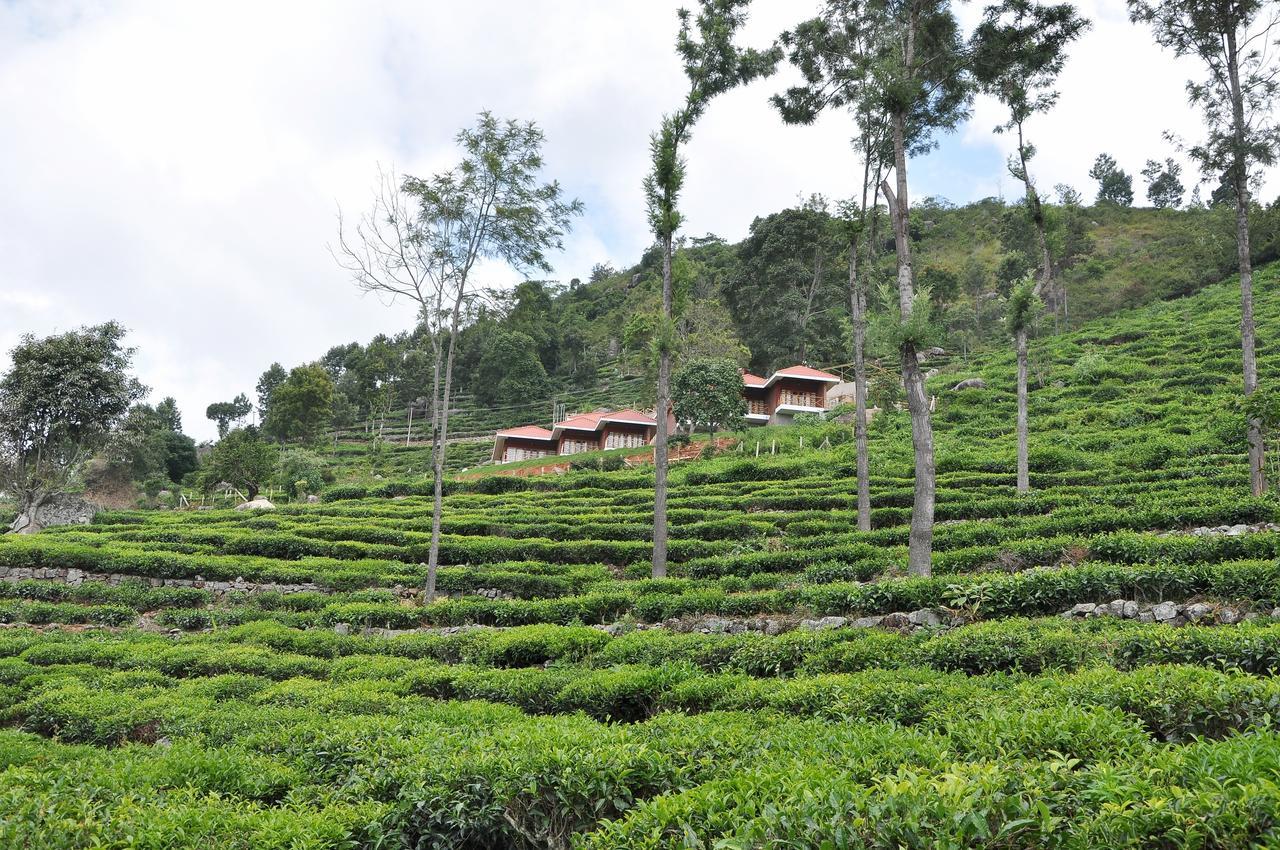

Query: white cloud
[0,0,1268,440]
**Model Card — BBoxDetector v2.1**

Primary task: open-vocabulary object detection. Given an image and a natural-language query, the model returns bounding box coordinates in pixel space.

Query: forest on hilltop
[271,194,1280,428]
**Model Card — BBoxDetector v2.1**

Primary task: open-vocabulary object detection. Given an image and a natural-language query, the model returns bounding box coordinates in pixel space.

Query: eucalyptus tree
[845,0,970,575]
[1128,0,1280,495]
[774,0,894,532]
[645,0,778,578]
[339,114,580,599]
[971,0,1088,493]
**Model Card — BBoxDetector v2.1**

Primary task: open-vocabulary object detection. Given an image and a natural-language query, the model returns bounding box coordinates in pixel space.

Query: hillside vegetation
[1,267,1280,844]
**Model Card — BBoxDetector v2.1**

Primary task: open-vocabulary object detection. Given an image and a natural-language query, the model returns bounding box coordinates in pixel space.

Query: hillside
[1,267,1280,844]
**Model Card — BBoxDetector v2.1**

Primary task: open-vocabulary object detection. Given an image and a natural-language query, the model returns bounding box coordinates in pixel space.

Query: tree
[155,397,182,433]
[672,359,748,443]
[256,363,287,422]
[775,0,896,533]
[474,330,550,407]
[728,203,844,370]
[264,365,335,444]
[871,0,972,576]
[338,116,581,600]
[0,323,144,533]
[201,427,276,502]
[972,0,1088,493]
[645,0,778,578]
[205,394,251,439]
[1142,157,1186,207]
[1089,153,1135,205]
[1129,0,1280,496]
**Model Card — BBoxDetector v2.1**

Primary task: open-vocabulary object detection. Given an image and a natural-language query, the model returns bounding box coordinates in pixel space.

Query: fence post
[771,440,776,456]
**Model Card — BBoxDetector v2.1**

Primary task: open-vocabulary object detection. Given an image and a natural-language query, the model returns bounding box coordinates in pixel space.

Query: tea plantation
[4,271,1280,847]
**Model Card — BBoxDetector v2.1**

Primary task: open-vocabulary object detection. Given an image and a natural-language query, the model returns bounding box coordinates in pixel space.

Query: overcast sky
[0,0,1263,441]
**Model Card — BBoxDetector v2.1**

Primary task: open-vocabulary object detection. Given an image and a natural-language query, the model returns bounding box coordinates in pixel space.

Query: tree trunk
[1227,29,1265,495]
[1016,326,1030,494]
[652,235,673,579]
[247,482,259,502]
[882,109,933,577]
[848,232,871,533]
[1016,121,1050,495]
[7,490,49,535]
[427,303,464,601]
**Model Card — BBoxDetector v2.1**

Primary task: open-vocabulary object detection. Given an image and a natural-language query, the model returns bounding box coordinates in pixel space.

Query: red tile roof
[742,372,768,388]
[554,411,605,432]
[770,364,840,383]
[599,409,657,426]
[495,425,555,440]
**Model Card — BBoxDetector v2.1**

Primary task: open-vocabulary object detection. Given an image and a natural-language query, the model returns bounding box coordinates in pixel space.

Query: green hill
[2,266,1280,844]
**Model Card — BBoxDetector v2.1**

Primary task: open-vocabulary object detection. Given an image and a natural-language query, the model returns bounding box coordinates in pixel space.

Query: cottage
[491,364,841,462]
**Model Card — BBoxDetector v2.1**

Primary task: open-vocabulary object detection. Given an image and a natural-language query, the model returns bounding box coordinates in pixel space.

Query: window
[504,446,549,462]
[561,438,596,455]
[747,398,768,416]
[779,390,818,408]
[604,430,647,449]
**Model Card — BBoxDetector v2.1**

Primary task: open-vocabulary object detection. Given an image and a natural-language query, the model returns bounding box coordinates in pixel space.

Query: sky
[0,0,1262,441]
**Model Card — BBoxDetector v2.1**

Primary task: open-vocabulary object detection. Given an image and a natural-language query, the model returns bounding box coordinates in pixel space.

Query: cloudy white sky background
[0,1,1262,440]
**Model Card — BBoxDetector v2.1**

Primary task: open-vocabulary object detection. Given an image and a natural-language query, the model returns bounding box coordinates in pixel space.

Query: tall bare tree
[1128,0,1280,496]
[338,115,580,598]
[972,0,1089,494]
[645,0,778,578]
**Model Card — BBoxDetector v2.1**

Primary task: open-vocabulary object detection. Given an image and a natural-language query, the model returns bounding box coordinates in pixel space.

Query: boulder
[233,499,276,512]
[7,493,99,534]
[306,495,320,504]
[1062,602,1097,618]
[908,608,944,628]
[951,378,986,391]
[1184,603,1215,623]
[880,612,912,629]
[1152,601,1179,622]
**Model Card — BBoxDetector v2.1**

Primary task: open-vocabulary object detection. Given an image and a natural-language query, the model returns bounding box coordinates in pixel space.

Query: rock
[1152,601,1179,622]
[7,493,99,534]
[851,616,885,629]
[1063,602,1097,618]
[1217,607,1242,625]
[233,498,276,512]
[1137,612,1155,623]
[764,619,783,636]
[1185,603,1215,623]
[908,609,944,628]
[951,378,986,391]
[880,612,912,629]
[926,346,948,357]
[800,616,847,631]
[703,617,732,634]
[1122,600,1139,619]
[1227,524,1249,536]
[306,495,319,504]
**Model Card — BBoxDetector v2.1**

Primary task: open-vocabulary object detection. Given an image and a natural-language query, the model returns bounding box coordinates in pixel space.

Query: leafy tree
[672,359,747,442]
[0,323,144,533]
[644,0,777,579]
[1142,157,1185,208]
[155,397,182,433]
[1128,0,1280,495]
[201,427,276,502]
[108,402,197,485]
[728,203,844,370]
[1089,153,1135,205]
[972,0,1088,492]
[264,365,335,444]
[255,363,287,421]
[474,330,550,407]
[205,394,251,439]
[277,448,326,498]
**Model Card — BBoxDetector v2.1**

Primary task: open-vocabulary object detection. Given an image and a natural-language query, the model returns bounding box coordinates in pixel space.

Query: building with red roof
[490,364,841,461]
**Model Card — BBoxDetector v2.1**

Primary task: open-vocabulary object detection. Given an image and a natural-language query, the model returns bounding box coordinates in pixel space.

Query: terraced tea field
[3,273,1280,847]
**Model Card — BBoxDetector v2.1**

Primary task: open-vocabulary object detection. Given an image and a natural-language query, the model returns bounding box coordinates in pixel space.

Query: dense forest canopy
[270,193,1280,427]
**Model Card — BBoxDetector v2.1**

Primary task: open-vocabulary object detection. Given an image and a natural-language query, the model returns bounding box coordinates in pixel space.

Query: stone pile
[1059,598,1269,625]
